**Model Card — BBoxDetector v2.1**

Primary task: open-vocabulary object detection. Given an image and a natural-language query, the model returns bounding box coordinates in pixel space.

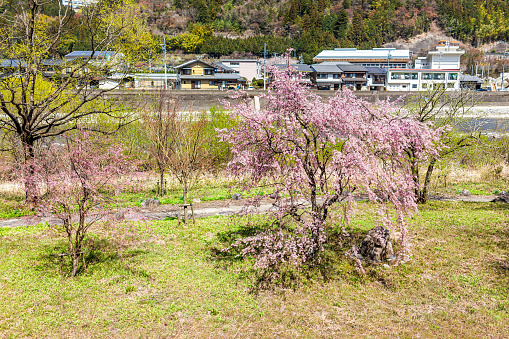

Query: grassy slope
[0,201,508,338]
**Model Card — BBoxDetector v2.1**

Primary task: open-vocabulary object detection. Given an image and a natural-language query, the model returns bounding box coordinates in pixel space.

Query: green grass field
[0,201,507,338]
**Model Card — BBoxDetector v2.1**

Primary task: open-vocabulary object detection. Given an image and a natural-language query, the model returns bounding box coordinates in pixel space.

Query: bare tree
[141,90,181,196]
[0,0,154,201]
[404,87,484,203]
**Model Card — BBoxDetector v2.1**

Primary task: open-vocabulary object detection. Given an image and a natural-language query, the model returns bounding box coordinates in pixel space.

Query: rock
[114,211,125,221]
[491,193,509,203]
[141,198,161,207]
[231,193,242,201]
[358,226,394,262]
[192,198,201,204]
[460,189,471,196]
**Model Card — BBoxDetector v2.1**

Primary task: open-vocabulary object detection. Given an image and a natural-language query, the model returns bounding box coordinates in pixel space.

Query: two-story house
[175,59,246,89]
[337,64,369,90]
[311,63,343,90]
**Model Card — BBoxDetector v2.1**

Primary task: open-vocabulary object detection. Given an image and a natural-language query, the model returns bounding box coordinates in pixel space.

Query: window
[333,74,341,79]
[317,73,328,79]
[422,83,428,89]
[448,73,458,80]
[182,69,191,75]
[195,80,201,89]
[229,62,239,67]
[412,84,417,89]
[209,81,215,86]
[422,73,445,80]
[205,69,213,75]
[391,72,417,80]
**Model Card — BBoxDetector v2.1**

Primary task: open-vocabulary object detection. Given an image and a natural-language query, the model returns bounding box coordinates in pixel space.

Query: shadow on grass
[209,220,384,291]
[33,234,150,278]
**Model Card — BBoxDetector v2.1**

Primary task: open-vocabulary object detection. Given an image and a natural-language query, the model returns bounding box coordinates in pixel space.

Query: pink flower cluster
[221,66,441,270]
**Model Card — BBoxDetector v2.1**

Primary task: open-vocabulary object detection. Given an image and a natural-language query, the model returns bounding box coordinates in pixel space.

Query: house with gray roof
[174,59,246,89]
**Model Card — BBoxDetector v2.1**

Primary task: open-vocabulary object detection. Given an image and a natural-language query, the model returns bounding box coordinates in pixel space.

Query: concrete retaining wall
[103,89,509,111]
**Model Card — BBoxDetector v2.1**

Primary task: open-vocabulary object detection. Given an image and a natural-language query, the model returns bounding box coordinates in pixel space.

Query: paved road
[0,195,498,229]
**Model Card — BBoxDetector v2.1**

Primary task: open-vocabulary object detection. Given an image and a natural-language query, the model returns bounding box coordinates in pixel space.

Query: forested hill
[140,0,509,62]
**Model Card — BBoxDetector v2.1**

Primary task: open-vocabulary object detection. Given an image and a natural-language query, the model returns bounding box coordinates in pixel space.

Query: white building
[387,40,465,91]
[220,59,262,82]
[313,48,412,69]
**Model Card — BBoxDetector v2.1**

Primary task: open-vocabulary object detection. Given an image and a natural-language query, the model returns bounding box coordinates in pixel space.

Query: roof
[311,64,342,73]
[314,48,411,61]
[221,59,259,63]
[175,59,214,69]
[180,73,243,80]
[365,66,386,75]
[64,51,116,59]
[460,74,483,83]
[337,64,368,72]
[0,59,26,68]
[42,59,65,66]
[274,64,314,72]
[211,62,236,72]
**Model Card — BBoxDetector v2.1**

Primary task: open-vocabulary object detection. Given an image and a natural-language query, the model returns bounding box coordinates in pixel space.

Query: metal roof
[211,62,236,72]
[221,59,259,62]
[174,59,213,69]
[460,74,483,83]
[314,48,411,60]
[64,51,116,59]
[311,64,342,73]
[0,59,26,68]
[337,64,368,72]
[365,66,386,75]
[180,73,243,80]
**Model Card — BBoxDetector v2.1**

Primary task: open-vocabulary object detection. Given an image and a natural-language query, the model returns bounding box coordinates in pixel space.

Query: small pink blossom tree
[221,66,441,271]
[18,131,135,276]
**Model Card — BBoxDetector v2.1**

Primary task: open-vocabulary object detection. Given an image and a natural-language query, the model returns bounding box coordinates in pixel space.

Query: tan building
[175,59,246,90]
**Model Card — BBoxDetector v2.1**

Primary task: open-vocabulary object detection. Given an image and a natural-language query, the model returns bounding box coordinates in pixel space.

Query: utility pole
[161,37,167,90]
[263,42,267,90]
[503,47,508,90]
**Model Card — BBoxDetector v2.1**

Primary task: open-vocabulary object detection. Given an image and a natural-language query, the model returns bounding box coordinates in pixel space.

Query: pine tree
[343,0,351,9]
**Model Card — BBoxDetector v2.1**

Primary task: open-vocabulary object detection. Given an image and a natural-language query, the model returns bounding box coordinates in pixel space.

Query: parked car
[247,86,254,90]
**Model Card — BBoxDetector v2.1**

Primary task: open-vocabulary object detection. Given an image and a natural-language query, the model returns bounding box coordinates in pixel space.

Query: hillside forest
[2,0,509,63]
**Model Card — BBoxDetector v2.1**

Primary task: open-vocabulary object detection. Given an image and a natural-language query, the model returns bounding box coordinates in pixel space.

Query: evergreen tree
[334,9,349,40]
[349,10,364,45]
[343,0,351,9]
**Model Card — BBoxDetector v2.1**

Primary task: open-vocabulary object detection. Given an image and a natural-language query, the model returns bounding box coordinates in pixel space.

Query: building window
[423,73,445,80]
[317,73,328,79]
[391,72,417,80]
[448,73,458,80]
[422,83,428,89]
[209,81,215,86]
[195,80,201,89]
[412,84,417,89]
[230,62,239,67]
[333,74,340,79]
[182,69,191,75]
